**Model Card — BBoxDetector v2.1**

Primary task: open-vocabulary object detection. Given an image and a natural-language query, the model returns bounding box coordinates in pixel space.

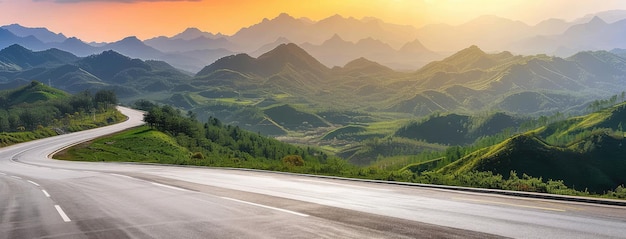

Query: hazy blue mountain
[104,36,163,60]
[0,28,47,51]
[532,18,572,35]
[574,10,626,24]
[171,27,225,40]
[250,37,292,57]
[309,14,419,49]
[0,44,79,71]
[333,57,395,76]
[0,45,190,96]
[229,13,312,52]
[1,24,67,43]
[197,43,329,79]
[301,34,439,69]
[228,13,422,52]
[49,37,99,56]
[144,35,237,53]
[11,64,107,93]
[517,16,626,56]
[610,48,626,58]
[300,34,357,67]
[416,15,534,52]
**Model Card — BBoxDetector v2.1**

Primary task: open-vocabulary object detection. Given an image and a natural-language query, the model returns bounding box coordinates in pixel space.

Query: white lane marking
[221,197,309,217]
[151,182,191,192]
[0,172,6,175]
[27,180,40,187]
[110,173,135,180]
[10,176,22,180]
[42,190,51,198]
[54,205,71,222]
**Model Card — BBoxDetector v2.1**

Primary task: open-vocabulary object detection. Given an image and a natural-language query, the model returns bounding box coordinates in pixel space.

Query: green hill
[0,81,123,146]
[438,102,626,193]
[394,112,522,145]
[0,80,69,105]
[263,104,330,131]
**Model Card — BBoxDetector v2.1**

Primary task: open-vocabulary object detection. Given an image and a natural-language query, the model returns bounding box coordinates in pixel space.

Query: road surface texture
[1,107,625,238]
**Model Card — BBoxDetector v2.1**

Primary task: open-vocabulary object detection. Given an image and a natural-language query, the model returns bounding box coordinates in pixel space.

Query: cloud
[34,0,201,3]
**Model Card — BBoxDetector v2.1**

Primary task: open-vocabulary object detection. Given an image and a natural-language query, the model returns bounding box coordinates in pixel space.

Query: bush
[191,152,205,160]
[282,155,304,167]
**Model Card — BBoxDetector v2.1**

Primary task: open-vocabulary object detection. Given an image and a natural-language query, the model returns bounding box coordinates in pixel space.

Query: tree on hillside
[94,90,117,110]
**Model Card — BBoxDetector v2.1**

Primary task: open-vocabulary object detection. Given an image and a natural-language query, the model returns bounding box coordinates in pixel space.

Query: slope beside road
[1,107,625,238]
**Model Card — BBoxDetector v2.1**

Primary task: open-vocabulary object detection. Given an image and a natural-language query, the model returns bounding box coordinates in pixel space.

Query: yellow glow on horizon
[0,0,624,42]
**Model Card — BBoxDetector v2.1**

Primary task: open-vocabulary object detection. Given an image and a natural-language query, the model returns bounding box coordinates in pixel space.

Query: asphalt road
[1,107,625,238]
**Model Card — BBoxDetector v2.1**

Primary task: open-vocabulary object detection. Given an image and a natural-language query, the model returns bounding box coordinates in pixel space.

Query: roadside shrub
[191,152,205,160]
[282,155,304,167]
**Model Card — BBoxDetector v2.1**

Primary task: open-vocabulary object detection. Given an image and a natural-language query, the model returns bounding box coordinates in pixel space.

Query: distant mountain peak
[177,27,203,36]
[98,49,126,57]
[462,45,485,54]
[1,43,30,53]
[120,36,141,42]
[588,16,607,25]
[273,12,297,21]
[338,56,396,75]
[259,43,307,59]
[0,28,16,37]
[343,57,383,68]
[399,39,431,53]
[328,14,345,19]
[182,27,201,33]
[1,23,67,43]
[202,43,329,78]
[325,33,347,43]
[171,27,218,40]
[275,36,291,42]
[447,45,488,60]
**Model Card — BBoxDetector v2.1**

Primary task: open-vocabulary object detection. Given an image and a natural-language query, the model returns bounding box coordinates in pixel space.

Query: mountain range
[3,10,626,73]
[3,40,626,115]
[0,44,190,96]
[2,23,626,139]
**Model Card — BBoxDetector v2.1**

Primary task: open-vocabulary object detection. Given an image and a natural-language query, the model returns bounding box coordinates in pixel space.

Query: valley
[1,9,626,199]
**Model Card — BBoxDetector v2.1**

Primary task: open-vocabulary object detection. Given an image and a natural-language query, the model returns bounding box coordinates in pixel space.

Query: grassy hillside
[437,102,626,193]
[2,80,69,104]
[60,104,360,174]
[395,112,522,145]
[56,126,192,163]
[0,81,124,147]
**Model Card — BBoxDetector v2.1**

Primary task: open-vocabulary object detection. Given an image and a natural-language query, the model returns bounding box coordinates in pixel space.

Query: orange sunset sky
[1,0,625,42]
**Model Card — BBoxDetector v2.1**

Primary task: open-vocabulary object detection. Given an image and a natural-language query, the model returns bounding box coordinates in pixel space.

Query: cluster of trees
[587,92,625,112]
[142,104,338,170]
[0,81,118,132]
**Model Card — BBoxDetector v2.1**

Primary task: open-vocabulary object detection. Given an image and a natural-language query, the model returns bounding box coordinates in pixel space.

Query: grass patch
[55,126,191,163]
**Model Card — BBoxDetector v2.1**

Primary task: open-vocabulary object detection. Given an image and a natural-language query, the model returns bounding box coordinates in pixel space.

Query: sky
[1,0,625,42]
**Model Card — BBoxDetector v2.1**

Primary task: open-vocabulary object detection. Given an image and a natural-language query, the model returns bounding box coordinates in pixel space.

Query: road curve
[1,107,625,238]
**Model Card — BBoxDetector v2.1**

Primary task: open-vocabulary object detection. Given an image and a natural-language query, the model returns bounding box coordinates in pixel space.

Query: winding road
[1,107,625,238]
